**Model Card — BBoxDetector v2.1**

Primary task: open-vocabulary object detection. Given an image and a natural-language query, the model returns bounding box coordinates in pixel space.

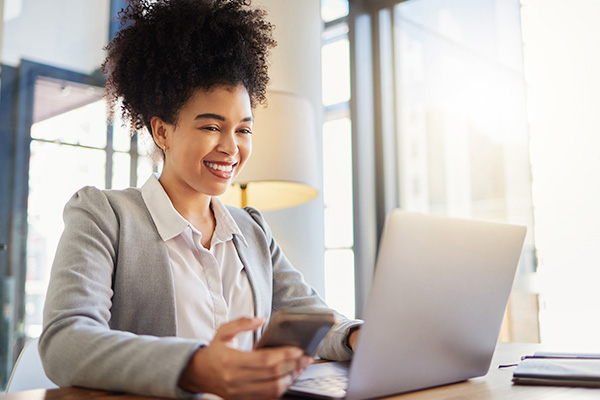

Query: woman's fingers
[214,317,264,343]
[212,347,301,384]
[225,372,296,400]
[180,317,314,399]
[219,350,311,400]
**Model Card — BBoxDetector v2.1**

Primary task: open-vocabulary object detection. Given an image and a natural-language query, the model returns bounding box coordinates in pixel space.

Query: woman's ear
[150,116,169,151]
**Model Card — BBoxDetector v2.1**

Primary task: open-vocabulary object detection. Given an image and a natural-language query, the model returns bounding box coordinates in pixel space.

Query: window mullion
[129,134,138,187]
[105,122,114,189]
[348,1,378,317]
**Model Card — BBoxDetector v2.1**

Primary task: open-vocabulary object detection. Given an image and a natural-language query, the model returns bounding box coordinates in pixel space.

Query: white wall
[256,0,326,294]
[2,0,108,73]
[522,0,600,347]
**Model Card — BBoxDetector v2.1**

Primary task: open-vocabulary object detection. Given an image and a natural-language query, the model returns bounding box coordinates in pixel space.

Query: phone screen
[255,310,336,355]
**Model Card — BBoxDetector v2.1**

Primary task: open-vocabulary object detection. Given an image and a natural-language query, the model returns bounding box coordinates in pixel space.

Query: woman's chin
[208,184,234,198]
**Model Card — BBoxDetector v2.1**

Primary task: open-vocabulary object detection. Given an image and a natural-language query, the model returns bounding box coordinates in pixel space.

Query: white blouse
[140,175,255,351]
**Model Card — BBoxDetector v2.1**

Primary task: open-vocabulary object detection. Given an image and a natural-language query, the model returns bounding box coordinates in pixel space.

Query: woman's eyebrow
[194,114,253,123]
[194,113,225,121]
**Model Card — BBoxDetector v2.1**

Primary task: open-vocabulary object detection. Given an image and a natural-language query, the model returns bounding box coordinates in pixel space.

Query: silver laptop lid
[346,209,526,400]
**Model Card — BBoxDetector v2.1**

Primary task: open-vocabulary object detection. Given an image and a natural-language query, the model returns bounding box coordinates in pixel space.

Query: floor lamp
[219,91,320,210]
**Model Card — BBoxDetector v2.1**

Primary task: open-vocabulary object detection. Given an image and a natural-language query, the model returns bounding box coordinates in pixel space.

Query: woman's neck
[158,176,216,249]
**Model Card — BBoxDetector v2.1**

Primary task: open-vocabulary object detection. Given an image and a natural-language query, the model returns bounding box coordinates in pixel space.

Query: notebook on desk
[287,209,527,400]
[513,352,600,387]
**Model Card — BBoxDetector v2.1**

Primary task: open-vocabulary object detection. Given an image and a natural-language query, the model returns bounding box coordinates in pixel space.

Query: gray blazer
[40,186,359,398]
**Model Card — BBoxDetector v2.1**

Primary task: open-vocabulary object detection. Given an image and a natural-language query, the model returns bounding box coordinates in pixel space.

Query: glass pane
[137,155,162,187]
[137,131,158,159]
[137,133,163,185]
[321,39,351,106]
[324,249,355,319]
[112,100,133,152]
[322,118,353,208]
[324,207,353,249]
[393,0,533,242]
[520,0,600,348]
[112,152,131,190]
[31,82,106,149]
[112,121,131,152]
[392,0,537,342]
[26,141,106,338]
[321,0,349,23]
[323,118,353,249]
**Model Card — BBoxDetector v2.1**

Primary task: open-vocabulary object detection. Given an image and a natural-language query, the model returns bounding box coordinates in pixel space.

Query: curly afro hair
[102,0,276,133]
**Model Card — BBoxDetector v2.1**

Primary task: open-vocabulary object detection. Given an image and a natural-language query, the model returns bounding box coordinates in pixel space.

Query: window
[321,0,355,319]
[347,0,539,340]
[390,0,536,341]
[25,75,158,339]
[519,0,600,347]
[1,1,112,385]
[347,0,600,347]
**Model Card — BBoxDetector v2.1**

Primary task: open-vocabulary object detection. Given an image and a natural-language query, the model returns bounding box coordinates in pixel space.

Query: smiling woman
[150,85,254,248]
[151,85,253,227]
[37,1,361,399]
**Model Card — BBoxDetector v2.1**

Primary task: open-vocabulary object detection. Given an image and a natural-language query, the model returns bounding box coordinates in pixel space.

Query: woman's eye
[238,128,252,135]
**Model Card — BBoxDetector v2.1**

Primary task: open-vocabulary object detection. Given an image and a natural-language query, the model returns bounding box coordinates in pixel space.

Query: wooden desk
[2,343,599,399]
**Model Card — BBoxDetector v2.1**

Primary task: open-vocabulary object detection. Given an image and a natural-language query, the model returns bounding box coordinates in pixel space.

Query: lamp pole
[240,183,248,208]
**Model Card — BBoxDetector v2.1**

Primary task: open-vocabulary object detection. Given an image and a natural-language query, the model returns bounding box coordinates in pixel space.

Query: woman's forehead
[178,84,253,119]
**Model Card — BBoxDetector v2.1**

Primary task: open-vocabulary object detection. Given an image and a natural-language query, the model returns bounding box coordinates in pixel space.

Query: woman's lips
[204,161,236,179]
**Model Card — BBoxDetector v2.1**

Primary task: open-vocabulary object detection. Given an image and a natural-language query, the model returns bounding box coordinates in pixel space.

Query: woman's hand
[178,317,313,400]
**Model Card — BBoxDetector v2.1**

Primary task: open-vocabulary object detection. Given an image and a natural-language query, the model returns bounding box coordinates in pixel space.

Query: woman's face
[153,84,253,198]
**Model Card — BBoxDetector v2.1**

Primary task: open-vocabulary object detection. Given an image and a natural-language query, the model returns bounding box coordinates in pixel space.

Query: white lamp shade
[219,91,320,210]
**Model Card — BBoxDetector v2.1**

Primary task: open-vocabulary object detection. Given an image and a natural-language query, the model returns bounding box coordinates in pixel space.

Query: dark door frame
[0,64,19,388]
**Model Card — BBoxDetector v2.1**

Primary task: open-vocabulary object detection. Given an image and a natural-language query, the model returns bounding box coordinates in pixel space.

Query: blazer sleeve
[243,207,363,361]
[39,187,201,398]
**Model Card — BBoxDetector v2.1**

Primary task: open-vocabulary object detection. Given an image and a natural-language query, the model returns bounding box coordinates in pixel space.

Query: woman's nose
[217,130,239,155]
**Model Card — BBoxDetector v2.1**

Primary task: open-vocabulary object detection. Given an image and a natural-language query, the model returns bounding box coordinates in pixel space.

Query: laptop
[287,209,527,400]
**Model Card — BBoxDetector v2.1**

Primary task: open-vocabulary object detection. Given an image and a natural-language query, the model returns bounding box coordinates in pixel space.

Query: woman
[39,0,361,399]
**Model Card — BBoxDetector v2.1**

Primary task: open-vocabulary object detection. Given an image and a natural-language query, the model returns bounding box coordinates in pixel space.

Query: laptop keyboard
[293,374,349,391]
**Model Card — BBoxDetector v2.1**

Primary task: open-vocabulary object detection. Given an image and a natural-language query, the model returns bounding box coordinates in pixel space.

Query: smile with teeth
[204,161,235,172]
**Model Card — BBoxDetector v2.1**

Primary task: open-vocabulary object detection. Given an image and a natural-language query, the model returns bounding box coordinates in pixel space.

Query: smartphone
[255,310,337,356]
